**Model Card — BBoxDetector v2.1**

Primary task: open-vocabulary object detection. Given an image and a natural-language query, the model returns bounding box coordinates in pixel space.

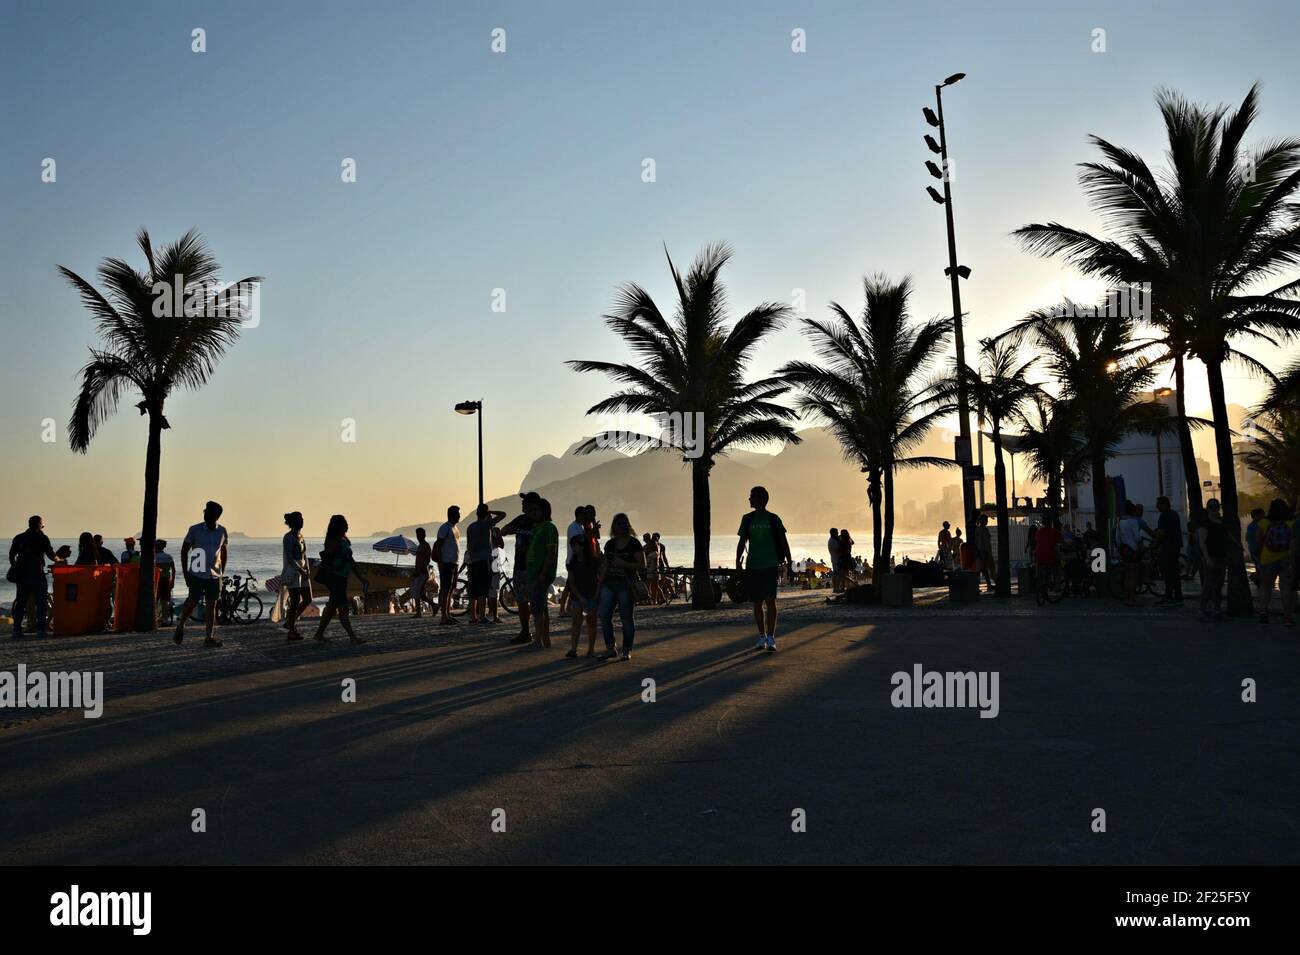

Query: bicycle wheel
[232,593,263,625]
[499,580,518,615]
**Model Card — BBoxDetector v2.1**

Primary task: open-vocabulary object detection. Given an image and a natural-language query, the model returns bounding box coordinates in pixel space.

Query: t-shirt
[1117,516,1142,552]
[976,526,992,552]
[1200,521,1228,560]
[569,540,599,597]
[1034,525,1062,564]
[1245,520,1262,560]
[603,536,640,580]
[183,522,228,579]
[526,521,558,582]
[738,510,787,570]
[1156,510,1182,554]
[155,551,175,583]
[466,519,493,563]
[120,549,139,564]
[1258,518,1293,566]
[414,539,431,574]
[435,522,459,565]
[828,535,841,559]
[565,520,584,567]
[10,530,55,573]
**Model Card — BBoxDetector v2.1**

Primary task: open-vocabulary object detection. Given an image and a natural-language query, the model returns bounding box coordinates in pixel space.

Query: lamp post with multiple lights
[923,71,978,526]
[454,400,484,506]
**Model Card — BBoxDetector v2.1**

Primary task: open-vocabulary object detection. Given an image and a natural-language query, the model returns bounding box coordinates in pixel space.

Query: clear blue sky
[3,0,1298,535]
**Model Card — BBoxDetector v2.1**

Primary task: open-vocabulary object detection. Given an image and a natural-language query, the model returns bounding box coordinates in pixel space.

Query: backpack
[1263,520,1292,554]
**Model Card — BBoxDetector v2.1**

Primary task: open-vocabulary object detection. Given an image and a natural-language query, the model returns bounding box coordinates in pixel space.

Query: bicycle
[218,571,264,625]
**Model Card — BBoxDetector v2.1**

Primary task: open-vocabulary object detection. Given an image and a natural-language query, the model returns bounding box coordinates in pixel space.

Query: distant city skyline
[4,0,1298,536]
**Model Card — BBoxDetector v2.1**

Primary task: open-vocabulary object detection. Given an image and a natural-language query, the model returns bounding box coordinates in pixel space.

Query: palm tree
[63,229,259,631]
[935,340,1041,596]
[999,307,1164,550]
[778,275,954,573]
[568,243,800,608]
[1240,409,1300,507]
[1014,85,1300,614]
[1260,357,1300,414]
[1017,393,1086,512]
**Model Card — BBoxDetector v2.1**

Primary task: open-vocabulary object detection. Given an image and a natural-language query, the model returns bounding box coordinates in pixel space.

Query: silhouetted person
[9,515,57,638]
[737,486,791,653]
[174,501,228,647]
[501,491,541,644]
[525,497,559,648]
[434,505,462,626]
[598,512,644,660]
[314,514,367,644]
[93,534,118,565]
[410,527,435,617]
[281,511,311,640]
[466,503,506,623]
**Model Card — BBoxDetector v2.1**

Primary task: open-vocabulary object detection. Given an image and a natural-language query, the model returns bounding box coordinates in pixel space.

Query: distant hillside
[518,439,627,491]
[392,426,961,537]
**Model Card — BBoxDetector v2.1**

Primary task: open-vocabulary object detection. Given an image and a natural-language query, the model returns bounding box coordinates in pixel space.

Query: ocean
[2,532,937,606]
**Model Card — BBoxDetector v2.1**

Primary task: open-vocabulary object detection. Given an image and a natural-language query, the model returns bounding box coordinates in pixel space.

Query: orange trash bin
[113,563,161,632]
[51,565,116,636]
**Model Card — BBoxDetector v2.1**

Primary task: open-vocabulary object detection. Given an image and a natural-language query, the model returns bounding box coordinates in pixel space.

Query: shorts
[530,577,553,609]
[186,577,219,603]
[490,571,501,596]
[409,571,429,598]
[747,566,779,601]
[569,591,597,615]
[468,560,490,598]
[1120,545,1138,565]
[438,562,457,594]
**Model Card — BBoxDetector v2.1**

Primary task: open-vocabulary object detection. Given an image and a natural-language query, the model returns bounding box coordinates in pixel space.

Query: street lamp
[454,400,484,506]
[923,70,977,526]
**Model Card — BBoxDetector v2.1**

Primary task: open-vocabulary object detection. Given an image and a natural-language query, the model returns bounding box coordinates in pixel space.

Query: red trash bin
[113,563,161,632]
[51,565,116,636]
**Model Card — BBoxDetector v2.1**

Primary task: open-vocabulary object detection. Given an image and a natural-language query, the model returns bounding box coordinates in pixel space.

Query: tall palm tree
[63,229,259,631]
[568,243,800,608]
[999,307,1164,550]
[935,340,1041,596]
[1017,393,1086,512]
[1014,85,1300,615]
[778,275,954,573]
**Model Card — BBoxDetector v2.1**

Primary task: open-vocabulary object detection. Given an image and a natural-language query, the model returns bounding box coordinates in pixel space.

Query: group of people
[936,515,996,592]
[825,527,857,592]
[10,483,801,659]
[8,516,178,637]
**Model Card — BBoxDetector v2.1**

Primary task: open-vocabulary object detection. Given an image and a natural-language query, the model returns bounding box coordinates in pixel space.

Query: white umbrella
[372,534,420,557]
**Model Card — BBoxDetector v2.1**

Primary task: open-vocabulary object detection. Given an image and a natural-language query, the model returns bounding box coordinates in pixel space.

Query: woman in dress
[313,514,367,645]
[281,511,311,641]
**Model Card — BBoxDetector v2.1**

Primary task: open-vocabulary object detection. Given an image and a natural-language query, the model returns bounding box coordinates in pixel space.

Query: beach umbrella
[372,534,420,556]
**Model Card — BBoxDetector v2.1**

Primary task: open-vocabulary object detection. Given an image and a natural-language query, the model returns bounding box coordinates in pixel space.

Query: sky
[2,0,1298,537]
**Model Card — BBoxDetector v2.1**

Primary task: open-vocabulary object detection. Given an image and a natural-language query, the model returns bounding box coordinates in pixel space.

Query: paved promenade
[1,592,1296,864]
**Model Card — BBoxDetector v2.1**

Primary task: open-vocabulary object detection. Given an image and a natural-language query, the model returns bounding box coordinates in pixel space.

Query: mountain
[518,439,626,491]
[392,426,961,537]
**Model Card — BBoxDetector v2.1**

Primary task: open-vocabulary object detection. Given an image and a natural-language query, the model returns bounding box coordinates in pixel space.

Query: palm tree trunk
[1205,360,1252,616]
[992,425,1012,597]
[691,457,715,609]
[1174,354,1204,521]
[867,469,882,576]
[1091,449,1109,550]
[133,406,163,631]
[882,460,896,570]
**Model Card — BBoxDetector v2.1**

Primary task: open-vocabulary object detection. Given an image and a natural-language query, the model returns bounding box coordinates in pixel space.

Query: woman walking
[597,513,645,661]
[280,511,312,641]
[313,515,368,645]
[1255,498,1295,626]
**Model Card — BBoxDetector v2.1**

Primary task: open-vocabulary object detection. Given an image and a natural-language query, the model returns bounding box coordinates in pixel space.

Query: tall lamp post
[923,71,978,527]
[454,400,484,506]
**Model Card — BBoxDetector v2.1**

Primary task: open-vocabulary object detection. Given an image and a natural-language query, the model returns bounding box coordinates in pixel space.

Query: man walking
[410,527,435,617]
[737,486,792,653]
[174,501,229,647]
[1196,499,1228,621]
[9,515,57,638]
